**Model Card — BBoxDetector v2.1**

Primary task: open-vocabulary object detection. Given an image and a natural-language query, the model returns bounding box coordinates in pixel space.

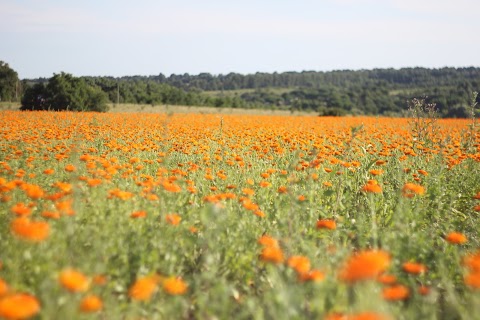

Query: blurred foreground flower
[0,293,40,319]
[339,250,390,283]
[402,183,425,198]
[79,294,103,313]
[129,275,161,301]
[260,246,284,264]
[445,232,467,245]
[163,277,188,295]
[316,219,336,230]
[59,269,90,292]
[402,262,427,275]
[382,284,410,301]
[11,217,49,242]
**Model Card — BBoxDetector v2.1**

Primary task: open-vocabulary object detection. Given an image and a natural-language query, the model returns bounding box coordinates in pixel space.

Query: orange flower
[402,183,425,198]
[260,246,284,264]
[445,232,467,245]
[465,272,480,289]
[339,250,391,283]
[55,199,75,215]
[41,211,61,220]
[277,186,288,194]
[43,168,55,175]
[299,269,325,282]
[464,251,480,272]
[253,210,265,218]
[326,312,389,320]
[369,169,384,176]
[79,294,102,313]
[65,164,76,172]
[287,256,311,274]
[352,312,390,320]
[259,181,271,188]
[108,189,133,200]
[418,285,430,295]
[316,219,336,230]
[257,235,279,248]
[189,226,198,233]
[418,169,428,176]
[10,203,32,216]
[382,284,410,301]
[53,182,72,193]
[128,275,160,301]
[0,180,16,193]
[242,199,259,211]
[131,210,147,218]
[361,180,382,193]
[0,293,40,320]
[22,184,44,200]
[45,192,66,201]
[11,217,50,242]
[162,181,181,192]
[402,262,427,275]
[59,269,90,292]
[165,214,181,225]
[92,275,108,286]
[377,274,397,285]
[474,205,480,212]
[162,277,188,295]
[86,178,102,187]
[0,279,8,297]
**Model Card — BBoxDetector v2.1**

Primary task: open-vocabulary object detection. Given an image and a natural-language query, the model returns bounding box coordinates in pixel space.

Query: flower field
[0,111,479,319]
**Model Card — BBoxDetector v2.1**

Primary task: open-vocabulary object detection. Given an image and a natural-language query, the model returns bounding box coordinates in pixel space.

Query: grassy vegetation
[108,103,316,115]
[0,111,479,319]
[0,101,316,115]
[0,102,20,110]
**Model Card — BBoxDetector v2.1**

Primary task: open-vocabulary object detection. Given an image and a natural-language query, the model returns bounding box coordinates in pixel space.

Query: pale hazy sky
[1,0,479,79]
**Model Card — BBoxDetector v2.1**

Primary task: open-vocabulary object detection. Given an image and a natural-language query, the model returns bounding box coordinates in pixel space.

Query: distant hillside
[139,67,480,91]
[26,67,480,117]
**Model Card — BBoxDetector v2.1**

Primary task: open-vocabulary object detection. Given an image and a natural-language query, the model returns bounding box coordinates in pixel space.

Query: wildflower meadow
[0,111,479,319]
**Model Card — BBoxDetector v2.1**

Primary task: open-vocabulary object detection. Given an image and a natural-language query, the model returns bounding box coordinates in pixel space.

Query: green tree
[21,73,109,112]
[0,61,19,101]
[20,83,48,110]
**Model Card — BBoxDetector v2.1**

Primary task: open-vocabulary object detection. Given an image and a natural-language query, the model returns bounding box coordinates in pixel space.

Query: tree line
[1,60,479,117]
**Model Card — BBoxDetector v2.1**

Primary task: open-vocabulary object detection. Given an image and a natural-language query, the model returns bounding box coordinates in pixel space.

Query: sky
[1,0,479,79]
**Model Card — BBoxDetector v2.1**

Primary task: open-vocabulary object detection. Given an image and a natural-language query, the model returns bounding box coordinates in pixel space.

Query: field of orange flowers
[0,110,479,319]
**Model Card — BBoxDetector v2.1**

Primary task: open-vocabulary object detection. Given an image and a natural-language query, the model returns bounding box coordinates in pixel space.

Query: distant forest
[17,67,480,116]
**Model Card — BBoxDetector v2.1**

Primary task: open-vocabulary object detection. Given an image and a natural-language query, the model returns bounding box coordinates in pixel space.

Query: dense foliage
[82,77,246,109]
[21,73,109,112]
[0,61,20,102]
